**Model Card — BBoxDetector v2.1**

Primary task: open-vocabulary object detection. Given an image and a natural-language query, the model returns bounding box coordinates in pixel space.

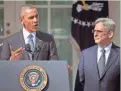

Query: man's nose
[94,32,98,37]
[33,17,38,22]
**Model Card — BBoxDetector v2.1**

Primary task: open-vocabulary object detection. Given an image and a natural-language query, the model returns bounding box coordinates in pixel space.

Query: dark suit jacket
[75,44,120,91]
[1,30,59,60]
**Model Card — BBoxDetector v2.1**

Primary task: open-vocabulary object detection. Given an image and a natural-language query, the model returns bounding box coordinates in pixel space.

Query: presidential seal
[20,65,48,91]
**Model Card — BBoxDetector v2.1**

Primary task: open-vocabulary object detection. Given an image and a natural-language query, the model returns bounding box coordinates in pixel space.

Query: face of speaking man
[20,8,39,33]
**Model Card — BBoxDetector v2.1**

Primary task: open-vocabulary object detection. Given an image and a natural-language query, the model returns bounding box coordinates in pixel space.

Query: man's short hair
[94,18,116,32]
[20,5,37,18]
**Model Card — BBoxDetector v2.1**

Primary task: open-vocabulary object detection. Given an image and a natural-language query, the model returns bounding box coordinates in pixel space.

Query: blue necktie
[28,34,34,60]
[98,48,106,77]
[28,34,34,52]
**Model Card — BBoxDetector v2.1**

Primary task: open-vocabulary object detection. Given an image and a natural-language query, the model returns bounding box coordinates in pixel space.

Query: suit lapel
[34,37,44,60]
[19,30,29,60]
[100,44,119,79]
[93,45,100,79]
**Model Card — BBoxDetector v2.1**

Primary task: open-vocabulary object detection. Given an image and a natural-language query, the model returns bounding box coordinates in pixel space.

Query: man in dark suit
[1,5,59,60]
[75,18,120,91]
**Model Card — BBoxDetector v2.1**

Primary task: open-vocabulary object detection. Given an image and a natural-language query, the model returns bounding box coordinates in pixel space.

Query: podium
[0,61,70,91]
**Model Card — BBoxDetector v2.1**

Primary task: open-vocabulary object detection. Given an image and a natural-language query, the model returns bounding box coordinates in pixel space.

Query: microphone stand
[25,44,41,60]
[25,44,34,60]
[31,52,34,60]
[31,45,41,60]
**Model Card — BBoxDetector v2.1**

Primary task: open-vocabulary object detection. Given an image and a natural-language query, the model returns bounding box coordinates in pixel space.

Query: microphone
[35,45,41,52]
[25,44,41,60]
[25,44,32,53]
[25,44,34,60]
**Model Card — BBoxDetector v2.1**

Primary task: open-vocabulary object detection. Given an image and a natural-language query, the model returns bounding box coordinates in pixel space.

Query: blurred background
[0,1,120,91]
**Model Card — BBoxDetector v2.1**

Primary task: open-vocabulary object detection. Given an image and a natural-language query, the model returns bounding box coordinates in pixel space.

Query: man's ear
[109,31,114,38]
[20,18,23,24]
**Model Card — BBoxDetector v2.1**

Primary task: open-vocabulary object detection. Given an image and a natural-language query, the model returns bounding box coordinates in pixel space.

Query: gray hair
[94,18,116,32]
[20,5,37,18]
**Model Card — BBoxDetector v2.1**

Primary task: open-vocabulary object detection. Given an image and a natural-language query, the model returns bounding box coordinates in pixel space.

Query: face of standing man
[93,22,114,47]
[20,8,39,33]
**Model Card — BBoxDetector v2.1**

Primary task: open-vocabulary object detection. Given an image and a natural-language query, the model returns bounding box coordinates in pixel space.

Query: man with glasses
[75,18,120,91]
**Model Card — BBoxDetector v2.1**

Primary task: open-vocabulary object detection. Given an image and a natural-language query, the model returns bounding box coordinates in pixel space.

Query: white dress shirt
[22,27,36,47]
[97,43,112,65]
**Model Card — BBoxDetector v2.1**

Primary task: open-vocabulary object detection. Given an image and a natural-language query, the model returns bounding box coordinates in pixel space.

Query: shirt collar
[22,27,36,40]
[98,43,112,53]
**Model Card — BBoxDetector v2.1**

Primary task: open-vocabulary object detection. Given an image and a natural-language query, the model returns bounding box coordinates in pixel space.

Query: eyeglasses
[92,29,109,34]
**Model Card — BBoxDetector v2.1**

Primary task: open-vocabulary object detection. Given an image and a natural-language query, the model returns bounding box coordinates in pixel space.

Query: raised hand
[10,46,24,61]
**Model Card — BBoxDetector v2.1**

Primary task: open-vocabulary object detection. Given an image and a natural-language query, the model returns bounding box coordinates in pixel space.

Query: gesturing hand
[10,46,24,61]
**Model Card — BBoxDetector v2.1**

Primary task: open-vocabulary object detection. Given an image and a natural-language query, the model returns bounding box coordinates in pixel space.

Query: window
[26,1,73,66]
